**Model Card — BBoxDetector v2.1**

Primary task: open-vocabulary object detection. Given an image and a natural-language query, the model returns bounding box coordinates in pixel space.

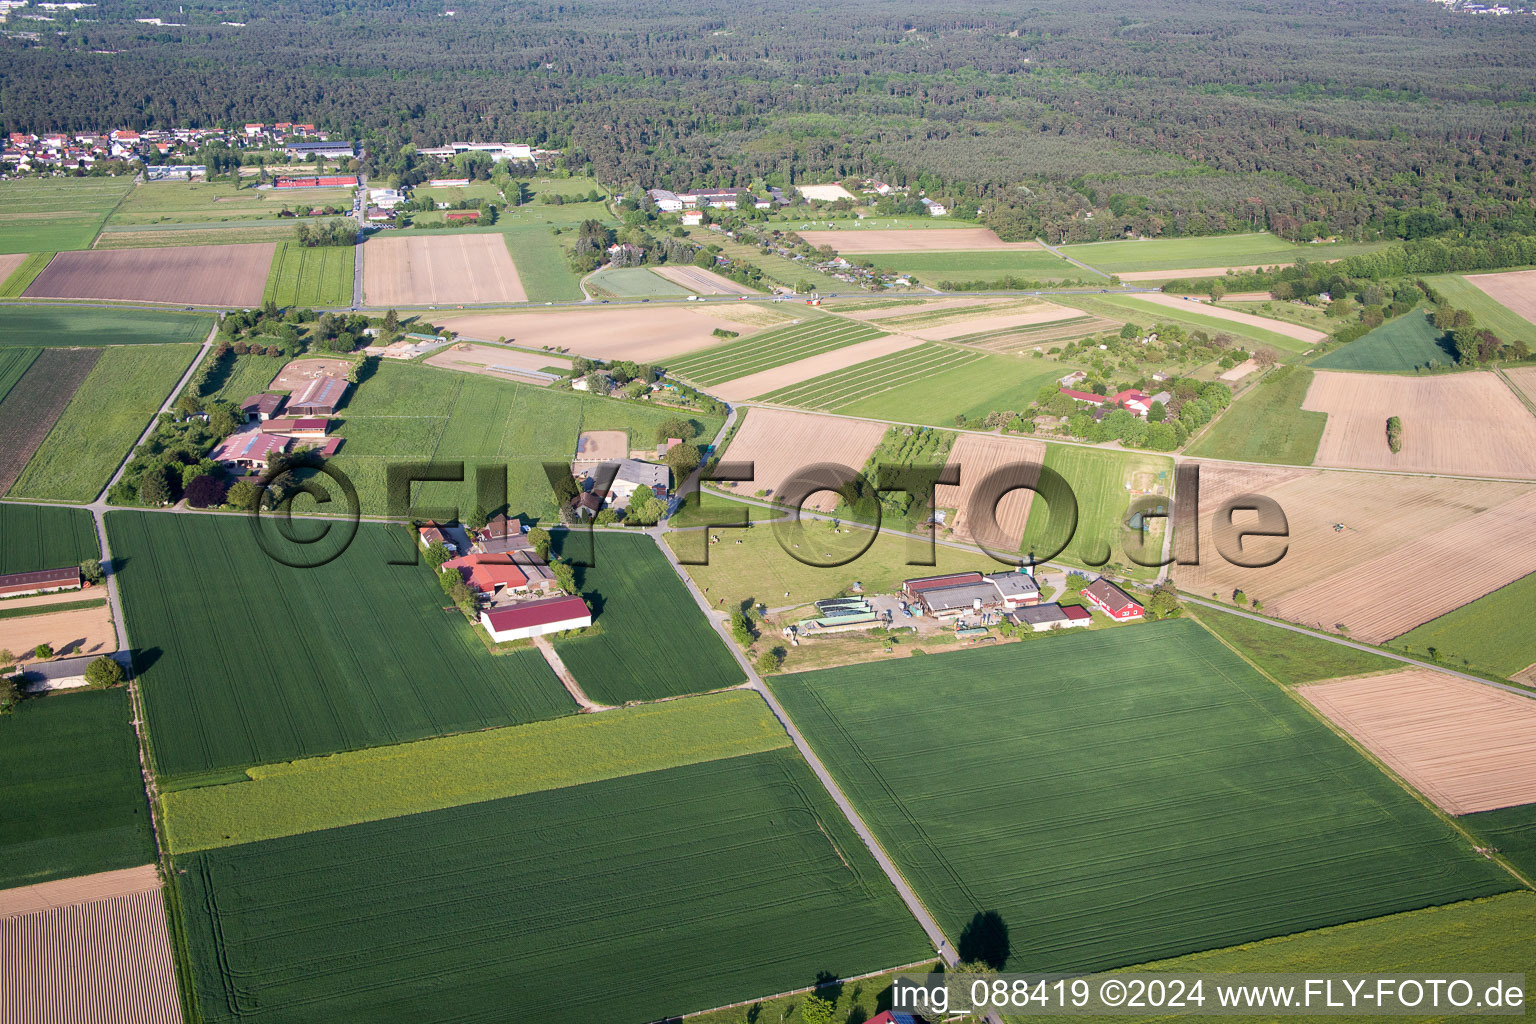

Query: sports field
[862,248,1081,284]
[586,266,693,298]
[8,344,200,503]
[0,690,156,890]
[769,620,1515,974]
[107,512,571,781]
[667,315,885,386]
[0,503,98,576]
[1310,310,1454,371]
[1184,365,1326,464]
[1019,444,1172,579]
[175,748,931,1023]
[1058,233,1386,275]
[1391,572,1536,678]
[547,530,744,703]
[1191,605,1396,685]
[0,306,213,347]
[262,242,355,307]
[0,176,132,252]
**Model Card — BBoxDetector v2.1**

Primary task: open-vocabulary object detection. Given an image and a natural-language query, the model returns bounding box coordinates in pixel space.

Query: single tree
[85,656,123,688]
[528,527,552,561]
[424,541,452,569]
[79,558,104,586]
[467,503,490,533]
[33,643,54,660]
[138,466,172,506]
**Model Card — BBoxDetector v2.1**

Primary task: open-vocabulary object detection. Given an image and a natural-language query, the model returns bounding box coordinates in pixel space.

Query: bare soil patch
[716,335,925,402]
[23,243,273,306]
[1464,269,1536,326]
[839,297,984,322]
[0,865,160,918]
[574,429,630,464]
[363,234,526,306]
[1,871,180,1024]
[936,433,1046,550]
[1170,466,1536,643]
[0,252,26,284]
[1300,669,1536,814]
[796,228,1043,254]
[424,343,570,384]
[0,348,101,493]
[1303,370,1536,478]
[437,305,759,363]
[1126,293,1327,343]
[652,265,759,295]
[719,408,888,513]
[269,356,355,392]
[0,602,115,660]
[1503,366,1536,408]
[1220,358,1260,381]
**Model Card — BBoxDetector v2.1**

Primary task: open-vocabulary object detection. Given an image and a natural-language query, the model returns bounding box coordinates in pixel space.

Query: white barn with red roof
[481,595,592,642]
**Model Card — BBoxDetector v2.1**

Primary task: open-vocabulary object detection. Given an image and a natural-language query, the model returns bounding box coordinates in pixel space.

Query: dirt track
[438,306,759,362]
[1303,371,1536,478]
[796,228,1042,254]
[1125,293,1327,343]
[1300,669,1536,814]
[1465,269,1536,326]
[363,234,527,305]
[720,408,888,513]
[270,356,355,391]
[1219,358,1260,381]
[935,433,1045,550]
[714,335,925,402]
[23,243,273,306]
[424,343,571,384]
[652,265,759,295]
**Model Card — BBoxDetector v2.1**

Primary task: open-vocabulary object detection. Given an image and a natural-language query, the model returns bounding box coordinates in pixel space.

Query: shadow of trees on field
[959,909,1011,969]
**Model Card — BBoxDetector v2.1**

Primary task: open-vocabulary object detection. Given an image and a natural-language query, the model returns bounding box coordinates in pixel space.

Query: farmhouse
[287,374,349,416]
[1082,578,1144,621]
[473,514,530,555]
[480,595,592,642]
[610,459,669,505]
[1060,388,1109,406]
[418,524,457,554]
[441,553,529,599]
[1014,602,1091,632]
[211,430,289,469]
[240,393,286,422]
[366,207,393,223]
[987,570,1042,609]
[0,566,81,598]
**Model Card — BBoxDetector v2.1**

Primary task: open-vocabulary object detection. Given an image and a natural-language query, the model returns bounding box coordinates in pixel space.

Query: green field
[586,266,693,298]
[863,248,1083,284]
[198,352,288,403]
[1190,605,1398,685]
[262,242,355,307]
[1075,293,1313,353]
[0,346,39,403]
[175,748,931,1023]
[1460,805,1536,881]
[1390,572,1536,677]
[0,251,52,296]
[8,344,200,502]
[1428,273,1536,349]
[0,176,133,252]
[548,530,744,703]
[1058,233,1389,275]
[835,351,1070,426]
[108,181,355,226]
[0,306,213,347]
[107,512,572,781]
[1311,310,1453,372]
[666,488,784,528]
[757,341,981,409]
[0,689,156,890]
[1018,444,1172,579]
[93,221,306,249]
[501,224,586,302]
[667,315,885,386]
[0,501,98,574]
[769,620,1514,974]
[1184,365,1326,464]
[163,691,786,852]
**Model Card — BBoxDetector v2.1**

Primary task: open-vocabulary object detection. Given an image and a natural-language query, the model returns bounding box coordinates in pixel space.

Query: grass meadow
[1390,572,1536,677]
[1190,604,1398,685]
[1018,444,1172,579]
[107,512,572,782]
[1311,310,1454,372]
[500,224,585,301]
[8,344,200,502]
[0,346,38,403]
[1058,233,1390,275]
[586,266,693,298]
[175,748,931,1023]
[548,530,745,703]
[769,620,1515,974]
[0,176,132,252]
[1428,273,1536,349]
[1184,365,1326,464]
[667,315,884,386]
[864,248,1083,284]
[1460,807,1536,881]
[0,689,156,889]
[0,501,98,574]
[262,242,355,307]
[109,181,354,225]
[0,306,213,347]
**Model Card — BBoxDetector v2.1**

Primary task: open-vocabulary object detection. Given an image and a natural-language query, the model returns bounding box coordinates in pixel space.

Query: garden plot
[269,356,355,391]
[437,305,755,362]
[797,228,1042,253]
[362,234,526,305]
[1303,371,1536,478]
[0,602,115,662]
[23,243,274,306]
[1300,670,1536,815]
[719,407,888,513]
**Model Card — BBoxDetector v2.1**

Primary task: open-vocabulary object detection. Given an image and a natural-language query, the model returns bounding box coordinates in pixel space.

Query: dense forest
[2,0,1534,241]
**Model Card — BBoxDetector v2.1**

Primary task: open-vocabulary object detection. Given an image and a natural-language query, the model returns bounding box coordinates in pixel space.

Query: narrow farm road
[1035,236,1111,279]
[531,635,613,711]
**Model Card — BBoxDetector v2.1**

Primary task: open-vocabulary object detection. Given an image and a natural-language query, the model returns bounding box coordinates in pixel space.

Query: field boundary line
[1495,366,1536,421]
[87,175,140,250]
[680,957,938,1020]
[1187,607,1536,893]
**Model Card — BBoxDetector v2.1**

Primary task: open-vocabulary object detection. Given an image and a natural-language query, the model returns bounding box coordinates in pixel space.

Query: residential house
[441,553,530,600]
[1082,578,1144,620]
[608,459,669,508]
[418,524,457,555]
[480,595,592,642]
[1014,602,1092,632]
[986,570,1041,609]
[473,514,530,555]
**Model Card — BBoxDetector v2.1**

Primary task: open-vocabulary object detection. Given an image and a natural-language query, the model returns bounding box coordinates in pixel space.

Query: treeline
[294,219,356,247]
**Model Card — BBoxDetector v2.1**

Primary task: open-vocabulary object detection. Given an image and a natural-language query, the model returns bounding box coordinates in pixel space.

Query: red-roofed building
[1062,604,1092,624]
[481,595,592,642]
[0,567,82,598]
[442,553,529,598]
[260,417,328,437]
[902,572,983,599]
[240,393,286,422]
[1081,578,1143,621]
[288,374,349,416]
[295,436,343,457]
[1059,388,1109,405]
[211,431,290,469]
[1111,389,1154,417]
[418,524,456,554]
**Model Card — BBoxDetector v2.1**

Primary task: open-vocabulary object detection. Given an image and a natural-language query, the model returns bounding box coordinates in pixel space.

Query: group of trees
[294,219,356,247]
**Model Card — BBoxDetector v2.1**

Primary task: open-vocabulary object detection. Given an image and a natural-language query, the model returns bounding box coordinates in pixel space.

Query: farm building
[574,492,605,519]
[480,595,592,642]
[1060,388,1109,406]
[902,572,984,599]
[1082,578,1144,621]
[272,175,359,189]
[920,581,1001,617]
[211,430,289,469]
[904,571,1039,616]
[987,570,1042,609]
[287,374,348,416]
[240,393,286,422]
[259,417,327,438]
[441,553,530,599]
[473,514,530,555]
[610,460,668,505]
[417,524,457,554]
[0,566,81,599]
[1014,603,1091,632]
[365,207,393,223]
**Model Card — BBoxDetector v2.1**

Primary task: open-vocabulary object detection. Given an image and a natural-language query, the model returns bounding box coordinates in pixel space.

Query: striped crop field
[950,313,1121,351]
[262,242,355,307]
[756,342,984,410]
[665,315,884,386]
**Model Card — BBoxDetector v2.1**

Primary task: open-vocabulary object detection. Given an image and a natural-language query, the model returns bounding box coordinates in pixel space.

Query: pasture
[0,176,132,252]
[1019,444,1171,578]
[1126,293,1326,346]
[92,221,303,249]
[175,748,931,1023]
[0,306,213,347]
[198,352,288,403]
[768,620,1514,974]
[862,248,1081,284]
[666,315,885,386]
[0,690,156,890]
[1190,605,1396,685]
[586,266,692,298]
[362,233,526,305]
[1391,572,1536,678]
[23,243,275,306]
[1184,365,1326,464]
[262,242,355,307]
[547,530,744,704]
[163,691,786,852]
[0,349,100,495]
[9,344,199,502]
[1057,233,1387,275]
[502,223,587,301]
[1310,310,1454,371]
[106,512,571,781]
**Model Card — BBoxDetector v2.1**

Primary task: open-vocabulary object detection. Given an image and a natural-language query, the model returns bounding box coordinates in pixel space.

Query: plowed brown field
[0,348,100,493]
[23,243,274,306]
[362,234,526,306]
[720,408,888,513]
[0,602,115,660]
[935,434,1045,550]
[652,265,759,295]
[1170,465,1536,642]
[1465,269,1536,326]
[437,306,761,362]
[1303,371,1536,478]
[1300,670,1536,814]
